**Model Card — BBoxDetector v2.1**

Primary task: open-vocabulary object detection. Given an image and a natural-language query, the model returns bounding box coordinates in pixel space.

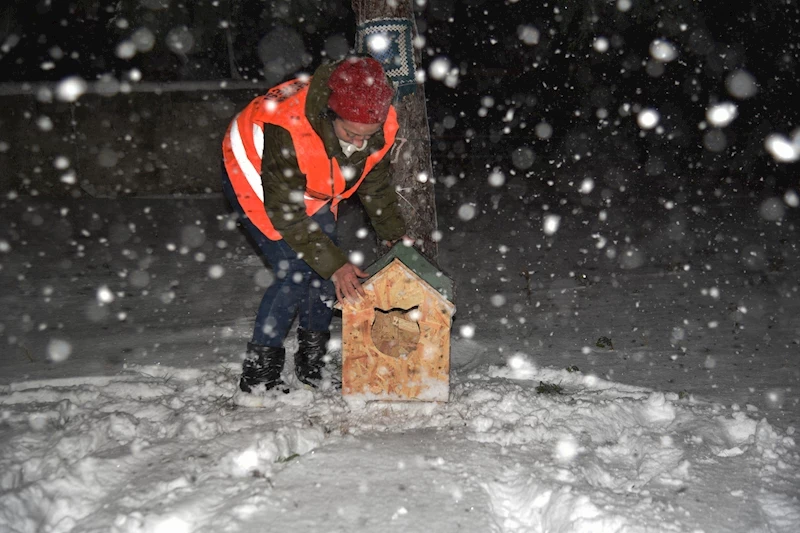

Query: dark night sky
[1,0,798,194]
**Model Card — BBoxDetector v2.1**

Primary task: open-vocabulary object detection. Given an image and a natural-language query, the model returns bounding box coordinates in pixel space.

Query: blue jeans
[222,166,336,347]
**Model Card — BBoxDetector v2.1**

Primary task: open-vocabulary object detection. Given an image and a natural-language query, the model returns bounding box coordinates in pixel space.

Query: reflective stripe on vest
[222,78,399,240]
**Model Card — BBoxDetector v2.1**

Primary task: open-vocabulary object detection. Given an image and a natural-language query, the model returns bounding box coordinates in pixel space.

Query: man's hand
[331,262,369,303]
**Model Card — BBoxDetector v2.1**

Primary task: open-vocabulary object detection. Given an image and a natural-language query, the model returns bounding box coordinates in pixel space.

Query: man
[222,56,406,393]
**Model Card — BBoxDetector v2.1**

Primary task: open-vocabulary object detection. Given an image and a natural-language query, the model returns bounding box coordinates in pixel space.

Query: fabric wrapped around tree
[355,17,416,99]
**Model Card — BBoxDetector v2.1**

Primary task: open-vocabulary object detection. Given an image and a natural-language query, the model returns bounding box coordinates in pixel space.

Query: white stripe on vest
[229,114,264,202]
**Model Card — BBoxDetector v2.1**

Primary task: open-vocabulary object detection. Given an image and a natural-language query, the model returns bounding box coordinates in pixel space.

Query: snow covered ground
[1,191,798,532]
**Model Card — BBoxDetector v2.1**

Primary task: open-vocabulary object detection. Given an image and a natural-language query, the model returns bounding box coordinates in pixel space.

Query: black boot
[239,343,287,393]
[295,328,331,387]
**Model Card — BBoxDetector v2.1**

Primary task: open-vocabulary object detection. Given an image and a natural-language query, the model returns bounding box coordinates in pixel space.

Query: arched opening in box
[371,306,421,358]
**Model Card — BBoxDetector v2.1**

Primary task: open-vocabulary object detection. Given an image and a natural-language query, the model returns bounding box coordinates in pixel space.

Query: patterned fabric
[355,17,416,98]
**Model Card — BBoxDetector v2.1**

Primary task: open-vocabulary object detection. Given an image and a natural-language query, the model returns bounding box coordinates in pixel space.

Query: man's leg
[222,168,297,391]
[295,208,337,386]
[250,242,309,346]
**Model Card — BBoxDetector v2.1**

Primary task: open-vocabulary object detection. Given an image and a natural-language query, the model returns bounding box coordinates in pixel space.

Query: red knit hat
[327,57,394,124]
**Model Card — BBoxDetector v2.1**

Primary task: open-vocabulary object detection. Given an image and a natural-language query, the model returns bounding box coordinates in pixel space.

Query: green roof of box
[364,243,455,303]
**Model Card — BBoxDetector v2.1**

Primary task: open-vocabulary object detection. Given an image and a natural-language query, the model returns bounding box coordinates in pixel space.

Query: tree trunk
[351,0,439,262]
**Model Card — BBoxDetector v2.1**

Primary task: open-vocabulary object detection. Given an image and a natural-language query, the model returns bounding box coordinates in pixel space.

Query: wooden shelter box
[341,244,455,402]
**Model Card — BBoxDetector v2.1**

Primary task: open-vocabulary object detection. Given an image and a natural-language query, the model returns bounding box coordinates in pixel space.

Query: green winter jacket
[260,62,406,279]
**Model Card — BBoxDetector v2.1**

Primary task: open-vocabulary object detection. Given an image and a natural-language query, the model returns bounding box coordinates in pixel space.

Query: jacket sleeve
[355,154,407,242]
[261,124,348,279]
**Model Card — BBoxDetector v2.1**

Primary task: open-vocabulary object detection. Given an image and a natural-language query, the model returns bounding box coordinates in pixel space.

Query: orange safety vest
[222,78,399,240]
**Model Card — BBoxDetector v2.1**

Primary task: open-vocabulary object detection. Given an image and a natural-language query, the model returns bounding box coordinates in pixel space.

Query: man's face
[332,118,382,148]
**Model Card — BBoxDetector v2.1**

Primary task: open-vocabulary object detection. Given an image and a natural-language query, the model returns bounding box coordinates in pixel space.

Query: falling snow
[649,39,679,63]
[2,1,800,532]
[636,108,660,130]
